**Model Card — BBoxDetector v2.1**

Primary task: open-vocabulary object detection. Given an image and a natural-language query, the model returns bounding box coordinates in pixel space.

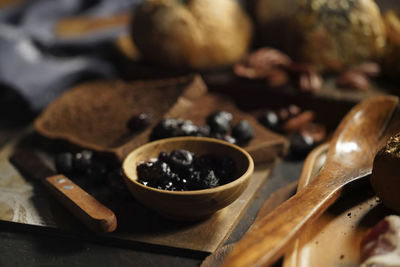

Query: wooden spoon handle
[44,175,117,233]
[222,175,342,267]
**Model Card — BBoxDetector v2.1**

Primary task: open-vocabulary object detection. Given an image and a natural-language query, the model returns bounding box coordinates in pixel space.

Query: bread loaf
[288,0,386,72]
[131,0,253,69]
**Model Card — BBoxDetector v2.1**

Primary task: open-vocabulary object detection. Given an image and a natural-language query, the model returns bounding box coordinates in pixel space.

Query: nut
[266,68,290,87]
[288,63,323,93]
[234,47,292,79]
[282,110,316,133]
[300,123,326,143]
[336,70,370,91]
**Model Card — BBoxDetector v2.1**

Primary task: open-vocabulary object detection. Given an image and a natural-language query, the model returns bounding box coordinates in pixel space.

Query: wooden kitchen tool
[10,149,117,233]
[223,95,400,267]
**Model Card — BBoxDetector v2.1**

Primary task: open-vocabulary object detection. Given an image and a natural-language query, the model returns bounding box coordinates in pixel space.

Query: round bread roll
[131,0,253,69]
[287,0,386,72]
[371,133,400,213]
[382,8,400,83]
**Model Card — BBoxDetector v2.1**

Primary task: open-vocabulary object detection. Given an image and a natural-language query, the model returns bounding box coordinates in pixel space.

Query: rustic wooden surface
[201,181,298,267]
[222,96,400,267]
[0,137,304,267]
[0,133,273,253]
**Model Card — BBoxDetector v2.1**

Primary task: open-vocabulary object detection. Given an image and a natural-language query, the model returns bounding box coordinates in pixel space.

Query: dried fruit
[300,123,326,144]
[266,69,290,87]
[288,63,323,93]
[234,48,292,79]
[281,111,315,133]
[336,70,370,91]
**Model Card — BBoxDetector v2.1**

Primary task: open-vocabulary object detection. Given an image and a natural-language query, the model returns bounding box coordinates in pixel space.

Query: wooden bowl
[122,137,254,221]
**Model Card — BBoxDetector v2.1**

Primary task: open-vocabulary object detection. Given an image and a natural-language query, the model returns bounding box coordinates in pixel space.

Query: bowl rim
[122,136,254,195]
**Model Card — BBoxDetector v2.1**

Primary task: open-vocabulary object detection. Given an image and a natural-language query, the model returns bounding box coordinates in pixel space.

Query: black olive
[258,111,279,131]
[54,152,74,174]
[289,133,315,158]
[211,133,237,144]
[232,120,254,145]
[74,150,93,173]
[207,110,233,134]
[127,113,152,132]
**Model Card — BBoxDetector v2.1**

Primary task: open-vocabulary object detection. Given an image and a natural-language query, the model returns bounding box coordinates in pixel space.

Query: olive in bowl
[122,137,254,221]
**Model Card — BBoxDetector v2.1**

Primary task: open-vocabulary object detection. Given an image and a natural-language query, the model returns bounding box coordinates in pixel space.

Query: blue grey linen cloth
[0,0,142,116]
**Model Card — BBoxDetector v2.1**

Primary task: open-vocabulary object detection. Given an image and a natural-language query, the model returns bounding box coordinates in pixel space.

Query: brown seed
[247,48,292,69]
[351,62,381,77]
[234,47,292,79]
[300,123,326,143]
[288,63,323,93]
[336,70,370,91]
[267,69,289,87]
[278,108,290,121]
[288,105,301,117]
[282,111,316,133]
[298,71,323,93]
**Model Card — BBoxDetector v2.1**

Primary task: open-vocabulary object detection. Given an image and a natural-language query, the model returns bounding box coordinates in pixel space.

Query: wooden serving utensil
[222,95,400,267]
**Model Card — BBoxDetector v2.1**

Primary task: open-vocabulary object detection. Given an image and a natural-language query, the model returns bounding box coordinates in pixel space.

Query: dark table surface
[0,124,304,267]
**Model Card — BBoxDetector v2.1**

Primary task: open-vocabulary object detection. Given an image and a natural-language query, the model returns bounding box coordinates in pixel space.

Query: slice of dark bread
[34,75,207,160]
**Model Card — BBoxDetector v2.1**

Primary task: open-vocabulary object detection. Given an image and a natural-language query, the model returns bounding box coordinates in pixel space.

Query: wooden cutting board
[0,132,275,253]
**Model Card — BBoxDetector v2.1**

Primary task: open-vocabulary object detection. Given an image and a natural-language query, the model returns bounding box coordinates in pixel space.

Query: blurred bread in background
[382,8,400,83]
[249,0,386,73]
[288,0,386,72]
[131,0,253,69]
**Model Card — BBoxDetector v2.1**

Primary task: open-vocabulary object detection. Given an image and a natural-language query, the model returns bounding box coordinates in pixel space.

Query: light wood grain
[44,175,117,233]
[223,95,400,267]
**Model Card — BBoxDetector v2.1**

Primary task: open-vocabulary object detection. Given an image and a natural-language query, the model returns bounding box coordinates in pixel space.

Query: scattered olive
[207,110,233,134]
[211,133,237,144]
[74,150,93,173]
[289,133,315,157]
[232,120,254,145]
[258,110,279,131]
[54,152,74,174]
[127,113,152,132]
[149,111,254,145]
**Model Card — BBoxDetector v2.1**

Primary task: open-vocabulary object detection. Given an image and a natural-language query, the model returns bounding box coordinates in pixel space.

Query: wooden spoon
[222,95,400,267]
